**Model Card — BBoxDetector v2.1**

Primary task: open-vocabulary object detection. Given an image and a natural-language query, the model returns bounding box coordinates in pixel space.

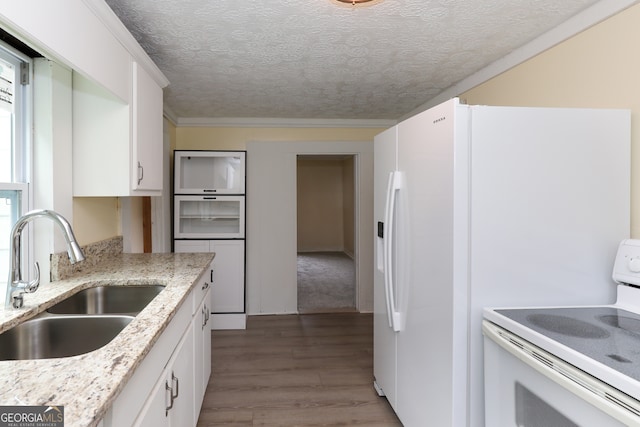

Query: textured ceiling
[104,0,601,120]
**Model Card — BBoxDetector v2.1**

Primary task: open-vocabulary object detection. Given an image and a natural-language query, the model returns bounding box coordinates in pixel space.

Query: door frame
[246,140,374,315]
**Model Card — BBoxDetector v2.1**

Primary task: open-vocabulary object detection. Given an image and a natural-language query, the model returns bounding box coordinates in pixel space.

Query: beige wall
[176,127,382,151]
[72,197,119,246]
[297,156,355,253]
[461,3,640,237]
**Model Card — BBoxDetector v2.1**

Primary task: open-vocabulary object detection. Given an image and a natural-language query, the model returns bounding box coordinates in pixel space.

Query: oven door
[483,320,640,427]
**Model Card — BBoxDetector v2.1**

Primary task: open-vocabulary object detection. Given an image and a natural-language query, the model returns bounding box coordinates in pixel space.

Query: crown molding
[162,105,178,126]
[176,117,396,129]
[403,0,640,121]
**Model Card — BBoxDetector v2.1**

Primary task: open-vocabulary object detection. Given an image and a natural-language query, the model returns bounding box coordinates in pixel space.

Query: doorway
[245,140,374,316]
[296,155,356,313]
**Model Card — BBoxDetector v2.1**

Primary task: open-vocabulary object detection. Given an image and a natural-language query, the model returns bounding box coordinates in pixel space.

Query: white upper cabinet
[132,61,164,192]
[0,0,169,197]
[0,0,132,102]
[72,62,164,196]
[72,71,131,196]
[174,151,246,194]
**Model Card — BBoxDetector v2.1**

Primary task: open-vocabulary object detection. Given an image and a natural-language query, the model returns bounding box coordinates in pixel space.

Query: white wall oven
[483,239,640,426]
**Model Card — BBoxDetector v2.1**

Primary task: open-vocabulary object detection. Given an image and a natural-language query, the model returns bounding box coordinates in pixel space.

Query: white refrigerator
[373,98,630,427]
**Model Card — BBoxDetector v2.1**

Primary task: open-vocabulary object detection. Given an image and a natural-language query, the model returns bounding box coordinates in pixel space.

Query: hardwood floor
[196,313,402,426]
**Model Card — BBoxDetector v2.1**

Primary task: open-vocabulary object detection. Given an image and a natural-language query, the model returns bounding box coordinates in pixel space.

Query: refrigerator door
[394,98,462,427]
[373,125,399,409]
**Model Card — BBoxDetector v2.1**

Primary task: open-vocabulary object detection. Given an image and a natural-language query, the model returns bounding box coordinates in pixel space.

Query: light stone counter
[0,252,214,427]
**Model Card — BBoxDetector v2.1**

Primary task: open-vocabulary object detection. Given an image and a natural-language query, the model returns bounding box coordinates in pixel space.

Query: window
[0,41,31,290]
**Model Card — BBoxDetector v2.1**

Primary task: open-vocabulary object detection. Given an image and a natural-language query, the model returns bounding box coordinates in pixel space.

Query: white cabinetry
[174,150,247,330]
[174,196,245,239]
[194,284,212,418]
[0,0,168,197]
[132,61,164,192]
[106,281,212,427]
[135,325,195,427]
[174,151,245,194]
[0,0,132,102]
[72,61,164,196]
[174,240,246,329]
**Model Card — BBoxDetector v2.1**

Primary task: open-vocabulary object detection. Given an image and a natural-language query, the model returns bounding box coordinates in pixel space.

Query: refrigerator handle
[384,171,402,332]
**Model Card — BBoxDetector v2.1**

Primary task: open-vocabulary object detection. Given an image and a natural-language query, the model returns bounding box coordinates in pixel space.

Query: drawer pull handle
[165,380,174,415]
[137,162,144,185]
[171,372,179,399]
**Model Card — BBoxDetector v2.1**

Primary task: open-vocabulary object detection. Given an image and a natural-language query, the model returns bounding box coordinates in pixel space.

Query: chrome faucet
[5,209,85,309]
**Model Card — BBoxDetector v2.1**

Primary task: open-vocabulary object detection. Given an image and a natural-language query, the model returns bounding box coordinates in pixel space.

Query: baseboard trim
[211,313,247,330]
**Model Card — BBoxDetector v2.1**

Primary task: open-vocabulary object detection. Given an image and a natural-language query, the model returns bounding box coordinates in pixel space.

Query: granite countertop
[0,252,214,427]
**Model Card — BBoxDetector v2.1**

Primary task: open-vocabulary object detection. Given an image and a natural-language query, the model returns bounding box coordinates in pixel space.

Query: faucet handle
[25,262,40,293]
[11,294,23,309]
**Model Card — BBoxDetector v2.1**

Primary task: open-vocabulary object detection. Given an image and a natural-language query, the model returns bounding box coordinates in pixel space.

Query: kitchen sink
[47,284,165,315]
[0,315,133,361]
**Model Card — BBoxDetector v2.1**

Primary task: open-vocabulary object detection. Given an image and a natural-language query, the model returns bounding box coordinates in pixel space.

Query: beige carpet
[297,252,356,313]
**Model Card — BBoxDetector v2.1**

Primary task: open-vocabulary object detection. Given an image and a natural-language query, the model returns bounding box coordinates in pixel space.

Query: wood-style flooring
[196,313,402,426]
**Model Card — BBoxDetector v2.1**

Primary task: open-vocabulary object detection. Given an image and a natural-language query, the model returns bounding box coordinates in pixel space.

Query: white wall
[246,140,374,315]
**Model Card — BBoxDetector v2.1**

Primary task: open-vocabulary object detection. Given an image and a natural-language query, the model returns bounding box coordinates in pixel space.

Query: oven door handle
[482,320,640,424]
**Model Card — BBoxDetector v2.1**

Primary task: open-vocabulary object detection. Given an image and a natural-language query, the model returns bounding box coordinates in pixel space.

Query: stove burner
[598,315,640,335]
[526,314,610,339]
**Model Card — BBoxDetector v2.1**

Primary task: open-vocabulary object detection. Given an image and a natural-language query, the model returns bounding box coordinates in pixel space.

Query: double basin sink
[0,284,165,361]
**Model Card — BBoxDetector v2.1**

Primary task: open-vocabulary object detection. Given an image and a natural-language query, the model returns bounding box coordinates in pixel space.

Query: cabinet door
[132,61,163,192]
[168,326,195,427]
[133,372,170,427]
[193,289,211,420]
[174,195,245,239]
[210,240,245,313]
[72,72,130,197]
[174,151,246,194]
[202,297,212,391]
[174,239,245,314]
[134,316,195,427]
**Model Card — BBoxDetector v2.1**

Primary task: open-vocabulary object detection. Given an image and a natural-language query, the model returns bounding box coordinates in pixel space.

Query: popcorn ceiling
[104,0,600,120]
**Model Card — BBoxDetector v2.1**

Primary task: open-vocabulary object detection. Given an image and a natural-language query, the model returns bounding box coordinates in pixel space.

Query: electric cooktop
[496,306,640,382]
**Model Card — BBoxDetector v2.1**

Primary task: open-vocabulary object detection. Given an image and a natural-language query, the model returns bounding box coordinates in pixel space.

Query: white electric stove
[483,239,640,426]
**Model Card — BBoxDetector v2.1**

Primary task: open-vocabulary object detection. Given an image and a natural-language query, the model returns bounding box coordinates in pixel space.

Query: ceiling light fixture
[331,0,384,7]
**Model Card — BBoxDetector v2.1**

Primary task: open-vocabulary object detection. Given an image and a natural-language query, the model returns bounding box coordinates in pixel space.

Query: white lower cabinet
[135,326,194,427]
[194,288,212,419]
[174,239,246,329]
[104,281,212,427]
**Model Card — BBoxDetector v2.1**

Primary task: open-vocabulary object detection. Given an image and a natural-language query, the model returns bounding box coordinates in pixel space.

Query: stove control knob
[629,258,640,273]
